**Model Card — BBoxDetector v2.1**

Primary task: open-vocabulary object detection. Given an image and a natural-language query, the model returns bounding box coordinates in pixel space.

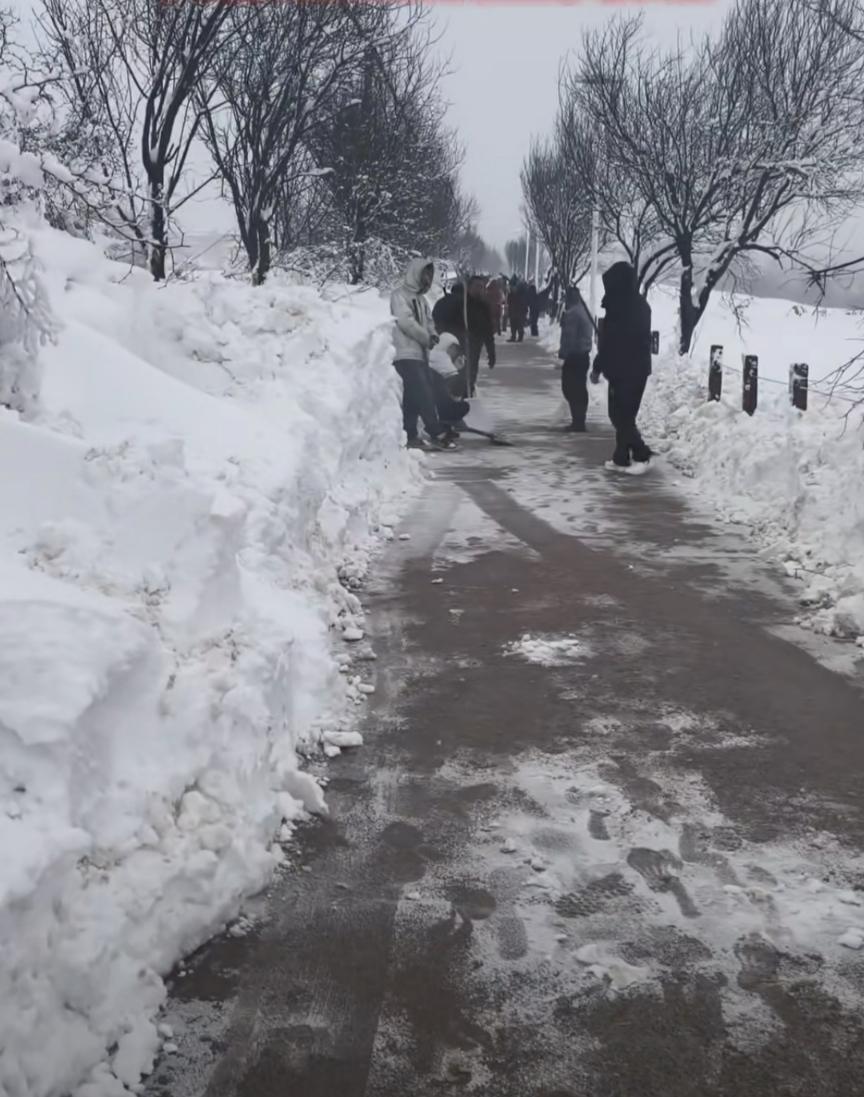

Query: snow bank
[0,227,419,1097]
[544,280,864,640]
[643,351,864,642]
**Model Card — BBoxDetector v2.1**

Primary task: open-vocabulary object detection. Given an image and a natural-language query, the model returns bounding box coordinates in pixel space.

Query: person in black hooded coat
[591,260,653,468]
[432,278,495,397]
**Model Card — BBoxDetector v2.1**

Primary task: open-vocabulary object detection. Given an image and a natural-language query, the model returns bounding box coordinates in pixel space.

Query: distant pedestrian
[527,280,540,336]
[390,258,456,451]
[558,286,594,432]
[485,277,504,336]
[507,277,528,343]
[591,261,653,469]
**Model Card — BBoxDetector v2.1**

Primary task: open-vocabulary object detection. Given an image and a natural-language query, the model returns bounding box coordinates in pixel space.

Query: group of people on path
[389,257,652,470]
[483,274,544,342]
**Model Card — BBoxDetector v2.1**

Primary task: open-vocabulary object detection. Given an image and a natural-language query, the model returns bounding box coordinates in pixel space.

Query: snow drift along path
[642,349,864,644]
[0,228,420,1097]
[544,284,864,643]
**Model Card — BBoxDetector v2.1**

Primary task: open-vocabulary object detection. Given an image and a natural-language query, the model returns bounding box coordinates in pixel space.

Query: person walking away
[390,258,456,451]
[507,276,528,342]
[590,261,653,469]
[485,277,504,336]
[527,279,540,337]
[432,275,496,397]
[558,286,594,432]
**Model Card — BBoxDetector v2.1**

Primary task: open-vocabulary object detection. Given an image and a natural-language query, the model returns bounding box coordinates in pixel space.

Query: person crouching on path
[390,258,456,451]
[590,260,653,469]
[558,286,594,432]
[432,275,496,397]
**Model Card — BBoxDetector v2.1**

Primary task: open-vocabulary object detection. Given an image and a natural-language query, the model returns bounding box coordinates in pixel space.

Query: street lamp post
[589,206,599,343]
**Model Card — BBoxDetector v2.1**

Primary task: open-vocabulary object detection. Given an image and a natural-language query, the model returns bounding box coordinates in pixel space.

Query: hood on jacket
[601,261,637,306]
[402,256,435,293]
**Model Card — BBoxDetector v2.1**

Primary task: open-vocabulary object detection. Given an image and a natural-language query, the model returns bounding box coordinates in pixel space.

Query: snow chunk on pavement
[504,632,589,667]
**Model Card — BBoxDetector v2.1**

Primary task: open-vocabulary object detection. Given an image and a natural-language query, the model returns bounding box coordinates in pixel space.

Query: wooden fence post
[790,363,808,411]
[651,330,659,355]
[709,345,723,402]
[742,355,758,415]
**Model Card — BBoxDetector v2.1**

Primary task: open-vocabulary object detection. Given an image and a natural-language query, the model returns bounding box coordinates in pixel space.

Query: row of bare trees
[16,0,473,284]
[522,0,864,352]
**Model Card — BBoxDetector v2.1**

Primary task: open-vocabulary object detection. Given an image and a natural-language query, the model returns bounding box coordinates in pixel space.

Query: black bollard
[742,355,758,415]
[790,362,808,411]
[709,345,723,402]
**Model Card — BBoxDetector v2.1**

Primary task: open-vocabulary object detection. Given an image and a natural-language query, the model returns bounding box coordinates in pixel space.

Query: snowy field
[546,285,864,642]
[0,228,420,1097]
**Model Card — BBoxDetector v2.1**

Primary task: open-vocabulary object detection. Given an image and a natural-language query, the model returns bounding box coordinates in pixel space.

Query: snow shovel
[459,390,513,446]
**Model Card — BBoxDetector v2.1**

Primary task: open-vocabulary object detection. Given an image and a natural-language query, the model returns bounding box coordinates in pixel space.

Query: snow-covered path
[146,340,864,1097]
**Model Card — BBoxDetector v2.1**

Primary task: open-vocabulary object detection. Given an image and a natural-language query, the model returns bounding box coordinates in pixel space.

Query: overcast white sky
[435,0,735,249]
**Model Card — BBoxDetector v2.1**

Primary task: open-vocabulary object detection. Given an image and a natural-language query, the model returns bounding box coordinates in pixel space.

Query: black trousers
[468,333,489,395]
[529,307,539,336]
[394,359,441,440]
[561,352,590,425]
[608,375,650,463]
[509,317,525,342]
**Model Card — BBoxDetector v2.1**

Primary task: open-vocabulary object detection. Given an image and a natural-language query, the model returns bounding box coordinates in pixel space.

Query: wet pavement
[147,339,864,1097]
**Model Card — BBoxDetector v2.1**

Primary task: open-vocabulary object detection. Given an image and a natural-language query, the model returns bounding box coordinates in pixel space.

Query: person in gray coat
[390,257,454,450]
[558,286,595,432]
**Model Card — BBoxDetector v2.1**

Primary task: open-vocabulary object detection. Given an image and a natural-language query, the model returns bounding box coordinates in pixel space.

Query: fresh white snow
[0,226,420,1097]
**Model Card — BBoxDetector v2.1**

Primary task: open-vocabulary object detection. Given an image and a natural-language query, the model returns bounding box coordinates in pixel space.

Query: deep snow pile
[0,227,419,1097]
[642,349,864,643]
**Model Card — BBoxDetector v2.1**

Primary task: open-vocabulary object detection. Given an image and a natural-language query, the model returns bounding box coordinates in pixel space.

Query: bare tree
[555,83,666,288]
[571,0,864,351]
[38,0,239,280]
[521,137,592,290]
[201,0,402,285]
[504,237,527,275]
[34,0,147,250]
[305,17,469,284]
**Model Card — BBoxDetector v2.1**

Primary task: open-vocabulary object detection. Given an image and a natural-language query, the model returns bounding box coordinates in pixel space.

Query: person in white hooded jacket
[390,257,455,450]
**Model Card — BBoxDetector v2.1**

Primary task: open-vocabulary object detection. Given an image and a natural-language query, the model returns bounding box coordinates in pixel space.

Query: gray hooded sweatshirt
[558,294,595,359]
[390,257,437,363]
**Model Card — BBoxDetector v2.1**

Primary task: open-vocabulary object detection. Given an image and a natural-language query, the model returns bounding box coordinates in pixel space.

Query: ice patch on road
[504,632,589,667]
[433,496,539,566]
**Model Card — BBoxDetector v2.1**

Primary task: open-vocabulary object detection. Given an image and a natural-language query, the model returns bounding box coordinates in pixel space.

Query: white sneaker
[626,460,652,476]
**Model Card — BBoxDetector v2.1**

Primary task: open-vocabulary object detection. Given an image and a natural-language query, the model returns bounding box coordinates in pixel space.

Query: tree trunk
[349,241,365,285]
[149,175,167,282]
[252,217,270,286]
[678,264,705,355]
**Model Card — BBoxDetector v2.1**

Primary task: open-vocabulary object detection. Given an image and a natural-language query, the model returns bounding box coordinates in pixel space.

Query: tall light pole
[588,207,600,342]
[524,225,531,279]
[568,73,618,345]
